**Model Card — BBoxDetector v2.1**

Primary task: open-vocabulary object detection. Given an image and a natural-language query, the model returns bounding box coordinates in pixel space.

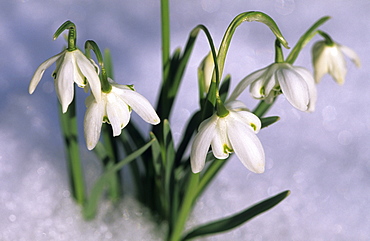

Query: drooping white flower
[228,63,317,112]
[190,100,265,174]
[29,49,101,113]
[84,78,160,150]
[198,51,216,94]
[312,41,361,85]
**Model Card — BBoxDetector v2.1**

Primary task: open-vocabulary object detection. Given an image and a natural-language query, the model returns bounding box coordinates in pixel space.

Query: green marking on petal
[103,116,109,123]
[250,123,257,131]
[260,86,265,96]
[223,144,233,154]
[126,84,135,91]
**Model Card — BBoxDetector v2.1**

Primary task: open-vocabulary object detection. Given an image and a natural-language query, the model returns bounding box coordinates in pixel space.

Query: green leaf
[175,110,202,166]
[181,190,290,240]
[194,157,228,201]
[83,139,155,220]
[261,116,280,128]
[150,132,162,175]
[162,119,177,224]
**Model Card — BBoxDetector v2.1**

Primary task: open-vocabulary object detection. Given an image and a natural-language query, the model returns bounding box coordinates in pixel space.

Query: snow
[1,0,370,240]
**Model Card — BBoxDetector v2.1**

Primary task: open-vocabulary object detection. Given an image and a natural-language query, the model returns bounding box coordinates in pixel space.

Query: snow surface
[1,0,370,240]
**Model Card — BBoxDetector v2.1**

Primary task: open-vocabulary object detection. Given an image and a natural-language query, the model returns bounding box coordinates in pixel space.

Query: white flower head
[29,49,101,113]
[312,41,361,85]
[229,63,317,112]
[84,78,160,150]
[198,51,216,94]
[190,100,265,174]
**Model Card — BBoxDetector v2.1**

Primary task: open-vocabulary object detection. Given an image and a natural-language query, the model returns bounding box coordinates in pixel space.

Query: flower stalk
[59,93,85,205]
[53,20,77,51]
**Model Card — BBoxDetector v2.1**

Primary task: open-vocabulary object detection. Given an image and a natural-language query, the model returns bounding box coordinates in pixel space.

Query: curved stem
[317,30,335,46]
[285,16,331,64]
[54,20,77,51]
[217,11,289,81]
[85,40,112,93]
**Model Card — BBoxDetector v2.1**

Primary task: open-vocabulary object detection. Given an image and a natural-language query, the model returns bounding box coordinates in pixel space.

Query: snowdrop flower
[29,49,101,113]
[84,78,160,150]
[190,100,265,174]
[198,51,216,94]
[312,41,361,85]
[228,63,317,112]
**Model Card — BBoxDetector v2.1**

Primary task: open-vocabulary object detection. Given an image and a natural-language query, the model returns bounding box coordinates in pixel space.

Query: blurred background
[1,0,369,240]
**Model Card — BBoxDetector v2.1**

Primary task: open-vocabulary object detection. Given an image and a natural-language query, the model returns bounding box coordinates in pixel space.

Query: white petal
[200,51,215,93]
[224,100,249,111]
[106,93,131,136]
[261,64,280,97]
[228,66,268,101]
[328,46,347,85]
[114,86,160,125]
[340,44,361,68]
[228,117,265,173]
[65,51,85,88]
[277,66,309,111]
[54,53,75,113]
[295,67,317,112]
[249,77,266,99]
[210,117,230,160]
[312,41,327,83]
[190,115,217,173]
[84,95,105,150]
[231,110,261,133]
[74,50,102,103]
[29,51,64,94]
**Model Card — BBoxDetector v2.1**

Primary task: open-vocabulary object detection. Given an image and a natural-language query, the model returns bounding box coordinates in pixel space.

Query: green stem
[161,0,170,69]
[252,99,275,118]
[285,16,330,64]
[274,39,284,63]
[53,20,77,51]
[318,30,335,46]
[217,11,288,82]
[102,124,121,201]
[59,95,85,205]
[169,173,199,241]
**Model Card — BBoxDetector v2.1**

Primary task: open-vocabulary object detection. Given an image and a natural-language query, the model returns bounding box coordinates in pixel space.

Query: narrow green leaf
[261,116,280,128]
[119,129,143,202]
[175,110,202,166]
[162,120,177,225]
[182,190,290,240]
[150,132,162,175]
[194,157,228,201]
[124,121,146,149]
[83,139,155,220]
